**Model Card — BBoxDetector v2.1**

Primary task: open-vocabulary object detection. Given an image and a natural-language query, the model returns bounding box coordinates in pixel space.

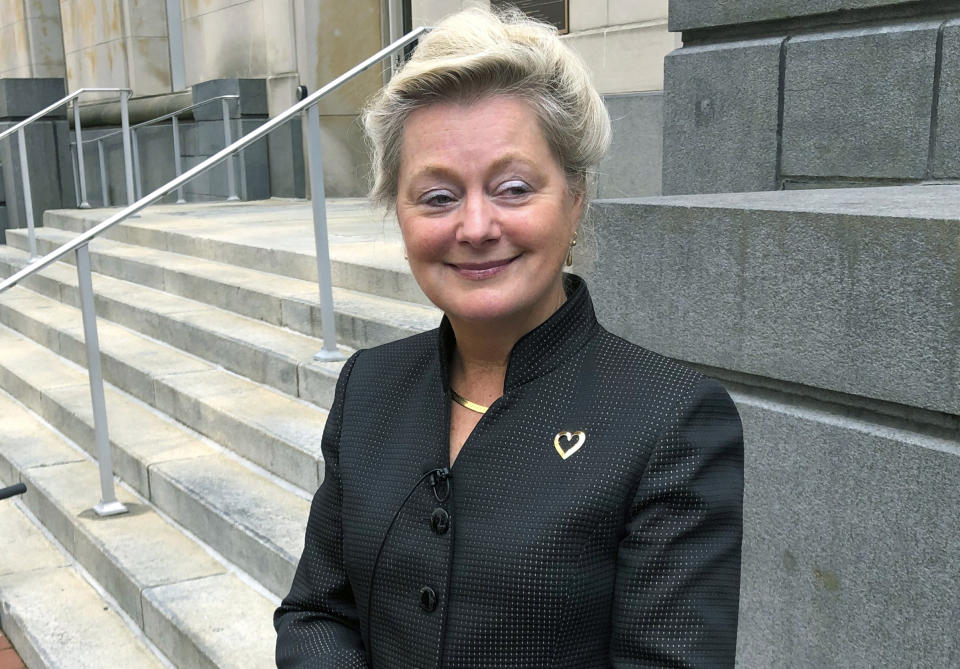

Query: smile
[448,256,519,280]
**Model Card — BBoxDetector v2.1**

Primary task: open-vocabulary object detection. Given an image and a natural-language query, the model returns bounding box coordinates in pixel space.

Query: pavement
[0,630,25,669]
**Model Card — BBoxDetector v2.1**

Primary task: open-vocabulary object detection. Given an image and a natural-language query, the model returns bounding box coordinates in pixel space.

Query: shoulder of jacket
[593,327,703,387]
[593,329,740,437]
[347,328,439,379]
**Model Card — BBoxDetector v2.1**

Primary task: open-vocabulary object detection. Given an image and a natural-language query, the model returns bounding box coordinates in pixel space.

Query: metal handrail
[74,95,239,145]
[0,88,129,144]
[0,26,429,518]
[0,87,136,256]
[1,25,428,293]
[70,95,241,205]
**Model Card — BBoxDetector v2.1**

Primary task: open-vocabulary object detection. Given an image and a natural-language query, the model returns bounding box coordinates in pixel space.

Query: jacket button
[430,507,450,535]
[419,586,437,612]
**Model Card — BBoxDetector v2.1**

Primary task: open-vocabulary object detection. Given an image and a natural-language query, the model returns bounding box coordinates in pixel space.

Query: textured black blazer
[275,275,744,668]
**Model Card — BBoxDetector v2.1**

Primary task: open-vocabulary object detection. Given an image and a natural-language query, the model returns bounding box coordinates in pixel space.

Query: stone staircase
[0,200,440,667]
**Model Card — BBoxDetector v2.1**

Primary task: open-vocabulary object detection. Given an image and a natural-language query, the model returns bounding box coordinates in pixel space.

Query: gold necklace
[451,389,489,414]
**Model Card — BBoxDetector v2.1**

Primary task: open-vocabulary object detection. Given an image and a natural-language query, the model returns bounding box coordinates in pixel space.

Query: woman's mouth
[448,256,519,280]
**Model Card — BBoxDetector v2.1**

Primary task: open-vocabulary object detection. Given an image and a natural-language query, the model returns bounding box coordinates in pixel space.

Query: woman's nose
[455,193,501,245]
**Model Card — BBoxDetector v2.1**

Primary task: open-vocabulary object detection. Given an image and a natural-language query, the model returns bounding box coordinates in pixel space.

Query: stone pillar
[0,0,67,79]
[178,0,304,199]
[293,0,386,197]
[0,78,75,243]
[59,0,173,96]
[662,0,960,195]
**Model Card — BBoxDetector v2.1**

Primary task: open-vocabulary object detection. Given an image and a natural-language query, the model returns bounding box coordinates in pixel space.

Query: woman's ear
[570,189,586,227]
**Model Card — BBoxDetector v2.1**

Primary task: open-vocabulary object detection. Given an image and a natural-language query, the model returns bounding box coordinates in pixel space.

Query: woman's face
[396,95,583,331]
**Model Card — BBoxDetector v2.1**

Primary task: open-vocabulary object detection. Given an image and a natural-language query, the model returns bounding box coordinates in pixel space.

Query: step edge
[0,289,329,490]
[0,329,310,597]
[3,499,176,669]
[1,390,283,666]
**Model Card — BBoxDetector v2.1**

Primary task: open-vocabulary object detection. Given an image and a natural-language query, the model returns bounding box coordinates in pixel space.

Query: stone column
[59,0,173,96]
[0,0,67,79]
[292,0,386,197]
[180,0,304,198]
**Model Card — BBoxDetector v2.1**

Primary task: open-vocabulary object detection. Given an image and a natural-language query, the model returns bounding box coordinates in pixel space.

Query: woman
[275,7,743,668]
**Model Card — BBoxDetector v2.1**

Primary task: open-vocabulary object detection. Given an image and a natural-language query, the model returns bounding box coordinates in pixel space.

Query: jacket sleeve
[275,352,370,668]
[610,376,744,668]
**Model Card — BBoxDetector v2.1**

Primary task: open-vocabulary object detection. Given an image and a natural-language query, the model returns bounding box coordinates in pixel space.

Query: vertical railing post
[70,142,81,207]
[15,127,38,261]
[75,244,127,517]
[221,97,239,201]
[119,90,135,206]
[73,101,91,208]
[97,139,110,206]
[131,128,143,200]
[386,0,404,79]
[305,105,343,361]
[237,117,248,200]
[171,115,186,203]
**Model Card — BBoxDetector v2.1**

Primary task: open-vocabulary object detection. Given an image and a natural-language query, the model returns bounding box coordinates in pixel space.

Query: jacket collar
[437,273,600,392]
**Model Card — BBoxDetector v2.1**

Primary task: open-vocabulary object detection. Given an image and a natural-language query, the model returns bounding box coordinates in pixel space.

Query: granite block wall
[663,0,960,194]
[597,92,664,198]
[661,38,782,195]
[669,0,923,32]
[581,186,960,667]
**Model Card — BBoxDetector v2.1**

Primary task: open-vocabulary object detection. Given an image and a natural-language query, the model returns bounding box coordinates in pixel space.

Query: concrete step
[0,511,167,669]
[0,244,346,410]
[0,391,277,668]
[0,325,310,599]
[1,471,167,668]
[41,200,434,306]
[0,281,330,492]
[7,226,440,350]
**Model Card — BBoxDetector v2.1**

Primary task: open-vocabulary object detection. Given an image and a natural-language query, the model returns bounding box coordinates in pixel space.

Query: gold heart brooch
[554,430,586,460]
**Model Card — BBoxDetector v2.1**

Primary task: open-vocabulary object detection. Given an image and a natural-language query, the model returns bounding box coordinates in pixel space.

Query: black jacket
[275,275,744,668]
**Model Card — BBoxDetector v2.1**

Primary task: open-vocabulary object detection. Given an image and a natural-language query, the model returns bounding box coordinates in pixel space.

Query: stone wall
[3,1,673,200]
[0,79,75,243]
[596,92,663,198]
[580,186,960,668]
[662,0,960,194]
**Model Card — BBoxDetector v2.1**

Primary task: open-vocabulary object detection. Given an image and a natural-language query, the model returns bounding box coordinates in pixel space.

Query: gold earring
[565,232,578,267]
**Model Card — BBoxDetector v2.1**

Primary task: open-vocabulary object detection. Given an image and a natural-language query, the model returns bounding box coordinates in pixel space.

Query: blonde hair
[362,5,611,209]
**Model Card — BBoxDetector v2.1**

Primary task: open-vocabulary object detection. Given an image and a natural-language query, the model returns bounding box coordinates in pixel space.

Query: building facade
[0,0,672,201]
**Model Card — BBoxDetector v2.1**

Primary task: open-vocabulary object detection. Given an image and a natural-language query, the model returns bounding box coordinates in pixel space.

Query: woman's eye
[497,180,531,197]
[420,190,457,207]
